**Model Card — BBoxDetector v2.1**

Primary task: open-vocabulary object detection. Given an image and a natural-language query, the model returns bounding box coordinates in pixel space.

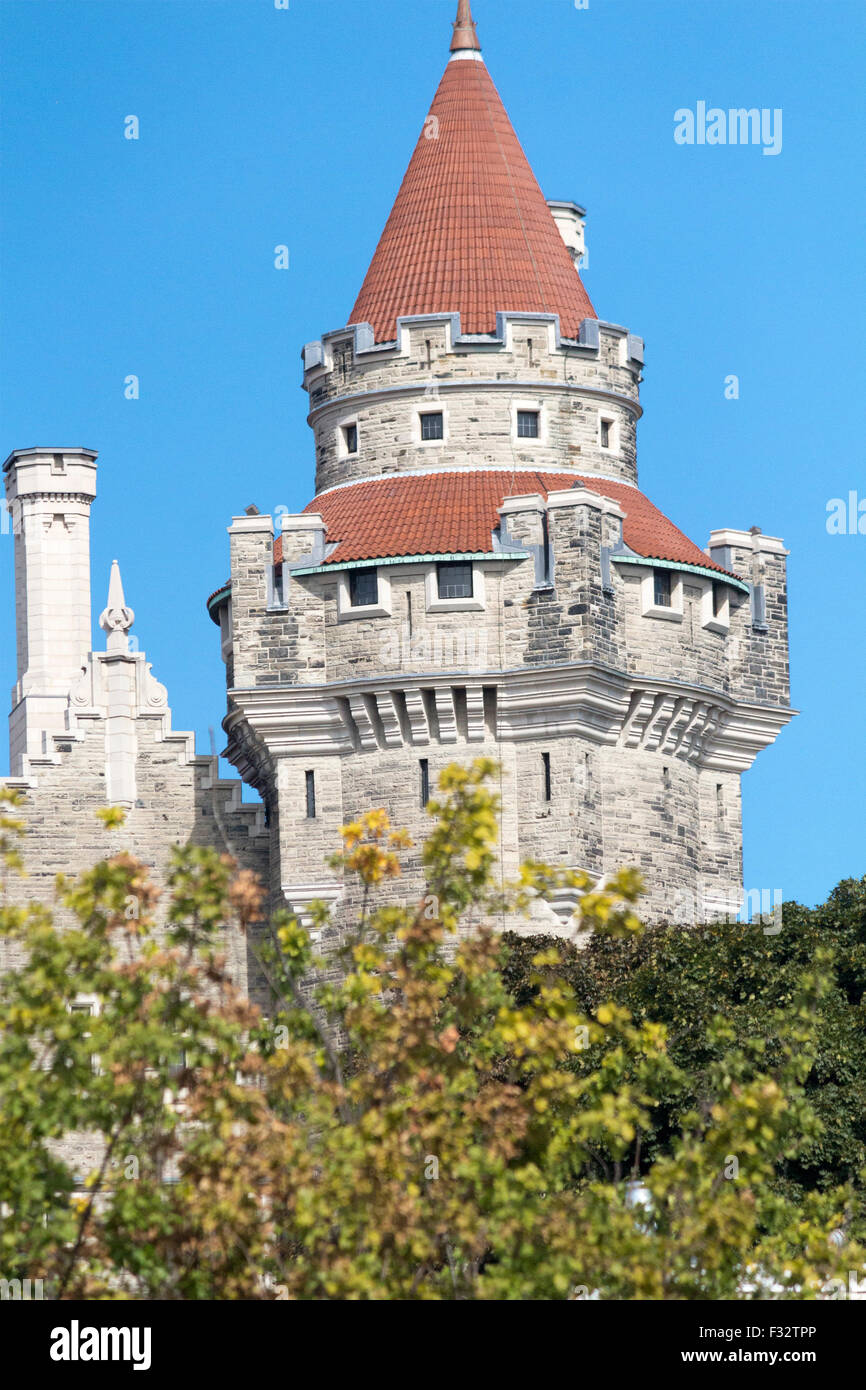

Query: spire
[349,31,595,344]
[450,0,481,53]
[99,559,135,654]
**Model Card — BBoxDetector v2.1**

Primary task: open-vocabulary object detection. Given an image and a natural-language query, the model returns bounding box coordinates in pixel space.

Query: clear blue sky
[1,0,864,907]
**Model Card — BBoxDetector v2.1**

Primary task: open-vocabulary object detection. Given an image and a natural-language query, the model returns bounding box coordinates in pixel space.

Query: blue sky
[1,0,864,907]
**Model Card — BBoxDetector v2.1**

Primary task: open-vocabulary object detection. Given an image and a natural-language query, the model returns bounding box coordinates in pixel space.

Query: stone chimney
[3,447,98,773]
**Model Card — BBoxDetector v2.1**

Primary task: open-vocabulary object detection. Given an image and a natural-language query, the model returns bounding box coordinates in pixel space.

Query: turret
[3,447,98,773]
[210,1,794,932]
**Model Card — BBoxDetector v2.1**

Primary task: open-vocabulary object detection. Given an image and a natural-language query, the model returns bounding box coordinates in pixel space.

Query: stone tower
[4,447,98,775]
[1,448,269,1003]
[210,2,793,933]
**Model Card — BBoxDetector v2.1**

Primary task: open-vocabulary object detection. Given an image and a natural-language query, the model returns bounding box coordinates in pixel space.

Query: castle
[2,2,792,986]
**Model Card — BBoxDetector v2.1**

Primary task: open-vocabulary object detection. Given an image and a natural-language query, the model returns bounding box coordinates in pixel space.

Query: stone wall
[304,318,642,493]
[0,702,270,1008]
[219,470,792,937]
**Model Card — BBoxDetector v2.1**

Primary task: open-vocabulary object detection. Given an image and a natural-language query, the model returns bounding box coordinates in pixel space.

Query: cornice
[223,662,795,777]
[306,377,643,427]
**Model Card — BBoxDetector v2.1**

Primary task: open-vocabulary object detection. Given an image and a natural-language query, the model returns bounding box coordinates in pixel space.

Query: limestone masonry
[2,1,793,980]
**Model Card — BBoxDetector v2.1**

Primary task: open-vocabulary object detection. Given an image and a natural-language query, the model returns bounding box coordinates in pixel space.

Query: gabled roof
[270,471,738,580]
[348,4,595,344]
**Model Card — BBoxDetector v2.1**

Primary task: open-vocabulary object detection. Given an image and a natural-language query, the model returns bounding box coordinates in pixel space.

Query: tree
[0,770,861,1300]
[503,882,866,1209]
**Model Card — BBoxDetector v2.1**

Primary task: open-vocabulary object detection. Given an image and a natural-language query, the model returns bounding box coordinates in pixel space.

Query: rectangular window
[342,423,358,454]
[167,1048,187,1080]
[517,410,540,439]
[349,567,378,607]
[70,1001,97,1073]
[653,569,672,608]
[542,751,551,803]
[436,561,473,600]
[420,758,430,808]
[420,411,444,441]
[600,418,612,448]
[272,563,285,607]
[305,770,316,819]
[712,580,724,616]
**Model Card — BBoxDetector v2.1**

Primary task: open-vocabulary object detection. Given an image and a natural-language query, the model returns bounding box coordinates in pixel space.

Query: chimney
[3,447,98,772]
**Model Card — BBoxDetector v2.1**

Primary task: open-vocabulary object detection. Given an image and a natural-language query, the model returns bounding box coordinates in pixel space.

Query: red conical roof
[349,9,595,344]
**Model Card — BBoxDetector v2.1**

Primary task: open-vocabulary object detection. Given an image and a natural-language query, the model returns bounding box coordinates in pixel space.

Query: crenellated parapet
[302,312,644,492]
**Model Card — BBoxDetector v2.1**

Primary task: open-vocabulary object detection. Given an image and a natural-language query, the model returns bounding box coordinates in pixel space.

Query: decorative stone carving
[99,560,135,654]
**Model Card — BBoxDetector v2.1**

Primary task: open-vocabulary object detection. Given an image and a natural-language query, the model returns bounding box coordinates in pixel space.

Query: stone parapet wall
[304,317,643,492]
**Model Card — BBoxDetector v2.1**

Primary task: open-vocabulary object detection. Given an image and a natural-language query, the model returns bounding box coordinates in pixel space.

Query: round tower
[211,2,793,934]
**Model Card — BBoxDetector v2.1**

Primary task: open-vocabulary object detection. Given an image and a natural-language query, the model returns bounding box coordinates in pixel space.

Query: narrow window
[663,765,671,790]
[653,569,672,608]
[342,422,358,454]
[600,418,612,449]
[712,580,724,617]
[716,783,724,823]
[420,758,430,808]
[542,751,552,803]
[168,1047,187,1080]
[70,1001,97,1073]
[305,770,316,819]
[436,561,473,600]
[349,567,378,607]
[272,563,285,606]
[517,410,540,439]
[420,411,444,441]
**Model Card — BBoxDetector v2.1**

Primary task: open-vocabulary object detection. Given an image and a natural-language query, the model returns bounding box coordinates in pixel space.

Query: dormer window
[702,577,730,634]
[640,566,683,621]
[420,411,444,441]
[437,561,473,600]
[349,567,378,608]
[342,423,358,455]
[517,410,539,439]
[653,569,672,607]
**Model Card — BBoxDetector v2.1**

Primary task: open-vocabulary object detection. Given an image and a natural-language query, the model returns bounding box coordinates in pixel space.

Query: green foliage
[503,881,866,1210]
[0,764,862,1299]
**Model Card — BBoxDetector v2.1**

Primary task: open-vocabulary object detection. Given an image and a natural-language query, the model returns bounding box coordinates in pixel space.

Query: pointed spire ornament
[450,0,481,53]
[99,559,135,654]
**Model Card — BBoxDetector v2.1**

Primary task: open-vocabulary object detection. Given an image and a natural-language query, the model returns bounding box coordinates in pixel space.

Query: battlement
[302,314,645,492]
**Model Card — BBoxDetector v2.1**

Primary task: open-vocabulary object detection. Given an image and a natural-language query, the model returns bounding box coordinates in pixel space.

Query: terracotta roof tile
[271,472,737,579]
[349,54,595,343]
